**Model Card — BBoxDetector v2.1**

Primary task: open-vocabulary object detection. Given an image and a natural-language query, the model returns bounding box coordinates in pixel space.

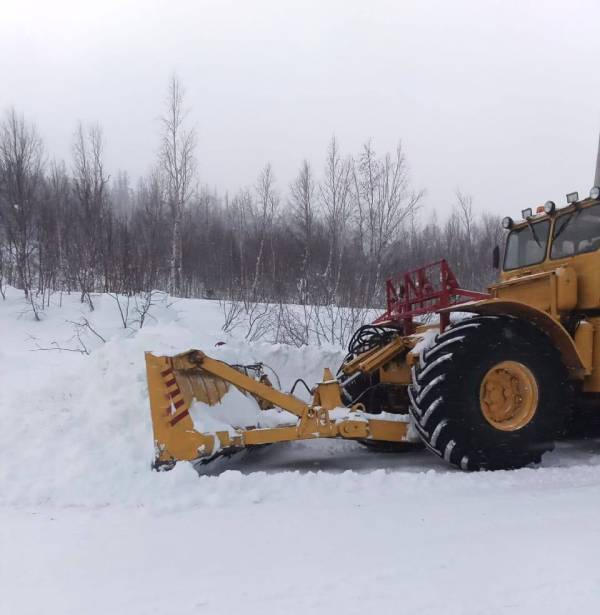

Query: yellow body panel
[502,248,600,309]
[582,317,600,392]
[492,267,577,315]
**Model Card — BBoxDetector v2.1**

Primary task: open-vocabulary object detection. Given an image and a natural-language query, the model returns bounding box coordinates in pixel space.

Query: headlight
[502,216,513,229]
[590,186,600,200]
[544,200,556,214]
[521,207,533,219]
[566,191,579,204]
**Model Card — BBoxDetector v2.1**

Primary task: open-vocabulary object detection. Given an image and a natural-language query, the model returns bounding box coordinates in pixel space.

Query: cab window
[551,203,600,259]
[504,220,550,270]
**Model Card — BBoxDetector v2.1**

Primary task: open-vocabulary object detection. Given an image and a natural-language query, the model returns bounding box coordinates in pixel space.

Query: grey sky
[2,0,600,218]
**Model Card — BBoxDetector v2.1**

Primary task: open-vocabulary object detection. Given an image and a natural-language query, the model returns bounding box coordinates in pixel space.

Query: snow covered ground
[2,286,600,614]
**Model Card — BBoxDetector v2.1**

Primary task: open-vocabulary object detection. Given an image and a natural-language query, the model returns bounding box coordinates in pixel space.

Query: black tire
[408,316,568,471]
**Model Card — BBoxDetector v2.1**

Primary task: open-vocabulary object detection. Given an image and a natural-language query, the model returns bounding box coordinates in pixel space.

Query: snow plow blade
[145,349,416,470]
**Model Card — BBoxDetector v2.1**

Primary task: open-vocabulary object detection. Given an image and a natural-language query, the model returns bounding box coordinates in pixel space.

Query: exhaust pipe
[595,132,600,189]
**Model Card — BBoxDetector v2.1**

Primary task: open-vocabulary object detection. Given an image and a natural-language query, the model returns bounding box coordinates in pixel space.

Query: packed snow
[2,286,600,614]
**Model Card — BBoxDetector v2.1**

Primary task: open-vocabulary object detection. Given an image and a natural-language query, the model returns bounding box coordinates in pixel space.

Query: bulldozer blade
[145,351,240,469]
[145,349,417,471]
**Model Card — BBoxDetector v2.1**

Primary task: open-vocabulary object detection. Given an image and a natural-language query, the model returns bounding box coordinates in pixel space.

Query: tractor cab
[498,190,600,312]
[502,192,600,274]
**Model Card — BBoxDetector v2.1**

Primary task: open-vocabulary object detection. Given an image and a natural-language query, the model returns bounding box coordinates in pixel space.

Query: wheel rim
[479,361,539,431]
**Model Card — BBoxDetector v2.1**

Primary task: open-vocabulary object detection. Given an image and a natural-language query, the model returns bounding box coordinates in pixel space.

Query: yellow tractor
[146,178,600,472]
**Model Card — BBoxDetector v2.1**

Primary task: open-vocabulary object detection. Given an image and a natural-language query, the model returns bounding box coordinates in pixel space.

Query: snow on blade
[189,386,297,439]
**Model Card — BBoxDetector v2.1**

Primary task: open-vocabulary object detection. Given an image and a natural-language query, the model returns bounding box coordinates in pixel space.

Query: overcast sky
[1,0,600,218]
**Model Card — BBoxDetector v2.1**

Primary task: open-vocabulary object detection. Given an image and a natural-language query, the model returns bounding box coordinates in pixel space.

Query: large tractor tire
[408,316,568,471]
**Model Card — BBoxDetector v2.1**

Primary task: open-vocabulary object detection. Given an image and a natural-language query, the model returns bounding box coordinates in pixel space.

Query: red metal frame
[373,259,490,333]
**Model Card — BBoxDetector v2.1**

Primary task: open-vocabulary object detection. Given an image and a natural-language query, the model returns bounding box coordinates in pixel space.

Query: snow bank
[0,286,347,508]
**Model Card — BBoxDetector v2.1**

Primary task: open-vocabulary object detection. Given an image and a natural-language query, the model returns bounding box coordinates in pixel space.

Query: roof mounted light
[502,216,514,229]
[566,191,579,204]
[543,200,556,214]
[590,186,600,200]
[521,207,533,219]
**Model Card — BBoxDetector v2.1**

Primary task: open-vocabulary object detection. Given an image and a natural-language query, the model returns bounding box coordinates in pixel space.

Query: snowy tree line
[0,78,502,336]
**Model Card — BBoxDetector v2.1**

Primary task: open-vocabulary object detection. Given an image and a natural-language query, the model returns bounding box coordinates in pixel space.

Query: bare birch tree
[289,159,316,295]
[46,161,71,289]
[0,108,44,305]
[319,136,352,299]
[353,141,423,300]
[251,163,278,300]
[71,122,109,308]
[135,169,168,291]
[455,189,473,241]
[159,74,196,296]
[228,188,253,296]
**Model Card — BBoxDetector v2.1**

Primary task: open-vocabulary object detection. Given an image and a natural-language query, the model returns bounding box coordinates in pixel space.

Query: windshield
[503,220,550,270]
[551,203,600,259]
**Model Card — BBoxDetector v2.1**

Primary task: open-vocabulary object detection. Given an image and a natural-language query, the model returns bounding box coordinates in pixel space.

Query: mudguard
[442,298,587,379]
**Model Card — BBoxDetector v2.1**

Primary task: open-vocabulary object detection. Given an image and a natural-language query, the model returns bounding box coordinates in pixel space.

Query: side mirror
[492,245,500,270]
